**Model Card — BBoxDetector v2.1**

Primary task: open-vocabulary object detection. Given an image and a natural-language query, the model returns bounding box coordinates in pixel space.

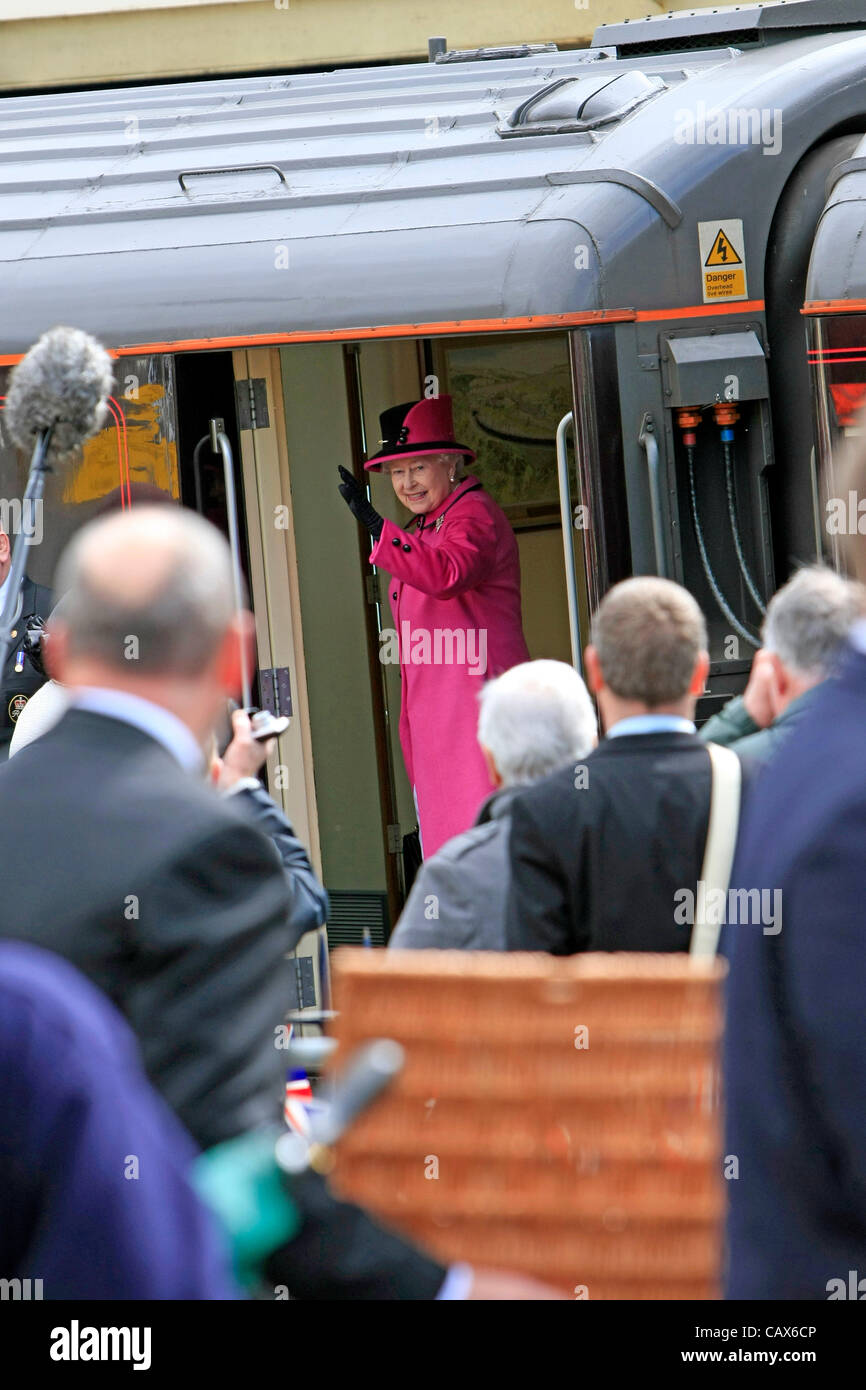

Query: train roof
[1,0,866,358]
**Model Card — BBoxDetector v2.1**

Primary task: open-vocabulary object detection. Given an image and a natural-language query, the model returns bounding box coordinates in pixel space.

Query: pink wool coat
[369,476,529,858]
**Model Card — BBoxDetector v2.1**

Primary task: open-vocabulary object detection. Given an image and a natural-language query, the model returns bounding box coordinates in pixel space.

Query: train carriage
[0,0,863,992]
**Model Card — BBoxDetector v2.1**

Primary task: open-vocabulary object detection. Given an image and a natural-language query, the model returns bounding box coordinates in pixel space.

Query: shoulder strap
[690,742,742,960]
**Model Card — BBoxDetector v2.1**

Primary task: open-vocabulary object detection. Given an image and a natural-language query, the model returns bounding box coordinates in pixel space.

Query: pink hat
[365,395,476,471]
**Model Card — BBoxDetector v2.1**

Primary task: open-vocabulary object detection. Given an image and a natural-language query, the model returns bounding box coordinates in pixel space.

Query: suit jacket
[724,648,866,1299]
[0,707,293,1148]
[0,574,53,759]
[699,686,822,772]
[0,706,448,1299]
[506,732,714,954]
[229,781,329,949]
[390,786,521,951]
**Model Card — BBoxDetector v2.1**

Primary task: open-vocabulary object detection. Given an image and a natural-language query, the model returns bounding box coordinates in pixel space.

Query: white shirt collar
[70,686,204,772]
[606,713,696,738]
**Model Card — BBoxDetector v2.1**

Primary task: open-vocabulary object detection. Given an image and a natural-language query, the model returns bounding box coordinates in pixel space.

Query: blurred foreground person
[506,578,741,955]
[10,624,327,950]
[390,660,596,950]
[700,565,863,770]
[0,507,310,1145]
[0,943,239,1300]
[724,453,866,1297]
[0,506,556,1300]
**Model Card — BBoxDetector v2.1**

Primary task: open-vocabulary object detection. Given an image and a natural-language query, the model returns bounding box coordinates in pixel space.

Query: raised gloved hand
[338,465,384,540]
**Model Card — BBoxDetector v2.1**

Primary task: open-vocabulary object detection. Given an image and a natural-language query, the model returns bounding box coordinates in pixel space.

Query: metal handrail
[555,411,583,675]
[638,413,668,578]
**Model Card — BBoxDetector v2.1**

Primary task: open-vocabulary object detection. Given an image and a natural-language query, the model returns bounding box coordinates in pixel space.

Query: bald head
[53,506,237,675]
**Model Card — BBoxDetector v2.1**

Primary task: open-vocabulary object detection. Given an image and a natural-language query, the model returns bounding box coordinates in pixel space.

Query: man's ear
[480,743,503,789]
[584,645,604,695]
[43,622,68,683]
[766,651,789,716]
[0,530,10,566]
[215,612,256,699]
[688,650,711,696]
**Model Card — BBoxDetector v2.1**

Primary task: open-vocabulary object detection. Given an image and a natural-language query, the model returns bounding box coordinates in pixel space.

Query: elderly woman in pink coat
[338,395,529,858]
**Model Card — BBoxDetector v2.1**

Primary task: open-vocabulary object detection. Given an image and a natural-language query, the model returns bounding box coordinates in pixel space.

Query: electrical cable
[722,436,766,616]
[686,444,760,649]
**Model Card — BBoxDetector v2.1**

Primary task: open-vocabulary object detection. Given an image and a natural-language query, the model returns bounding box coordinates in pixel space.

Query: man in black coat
[0,504,553,1302]
[506,577,726,955]
[0,525,53,759]
[0,505,454,1300]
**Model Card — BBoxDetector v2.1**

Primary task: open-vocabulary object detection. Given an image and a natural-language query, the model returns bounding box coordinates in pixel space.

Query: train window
[0,354,180,592]
[809,313,866,566]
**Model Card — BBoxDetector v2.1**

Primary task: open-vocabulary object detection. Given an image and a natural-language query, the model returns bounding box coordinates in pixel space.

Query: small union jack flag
[284,1067,315,1136]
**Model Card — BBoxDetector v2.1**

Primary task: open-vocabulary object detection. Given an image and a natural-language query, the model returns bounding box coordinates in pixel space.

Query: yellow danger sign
[698,219,747,302]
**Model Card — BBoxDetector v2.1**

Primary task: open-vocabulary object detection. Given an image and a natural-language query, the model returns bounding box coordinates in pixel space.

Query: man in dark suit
[723,438,866,1295]
[506,577,721,955]
[0,504,454,1300]
[0,525,53,759]
[723,642,866,1298]
[0,504,551,1301]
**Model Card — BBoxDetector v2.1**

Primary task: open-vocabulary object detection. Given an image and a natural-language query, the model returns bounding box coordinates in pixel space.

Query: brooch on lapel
[435,516,444,533]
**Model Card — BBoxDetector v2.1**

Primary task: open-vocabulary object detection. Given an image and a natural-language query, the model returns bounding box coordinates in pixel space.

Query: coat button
[392,591,397,600]
[402,543,411,552]
[392,536,400,546]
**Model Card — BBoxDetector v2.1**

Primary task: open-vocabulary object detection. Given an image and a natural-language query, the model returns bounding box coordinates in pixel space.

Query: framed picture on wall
[434,332,574,529]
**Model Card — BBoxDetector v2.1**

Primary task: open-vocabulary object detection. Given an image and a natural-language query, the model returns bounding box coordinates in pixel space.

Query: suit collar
[69,687,203,772]
[596,728,706,752]
[54,705,201,775]
[475,784,522,825]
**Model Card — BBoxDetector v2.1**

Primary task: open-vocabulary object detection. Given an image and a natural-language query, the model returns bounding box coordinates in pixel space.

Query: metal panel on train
[1,0,866,352]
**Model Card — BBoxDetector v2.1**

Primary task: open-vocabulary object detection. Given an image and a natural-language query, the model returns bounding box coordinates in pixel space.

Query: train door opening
[278,329,587,941]
[173,347,327,1014]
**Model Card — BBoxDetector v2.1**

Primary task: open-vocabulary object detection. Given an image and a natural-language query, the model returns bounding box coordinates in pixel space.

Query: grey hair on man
[477,659,597,786]
[761,565,864,680]
[53,505,238,674]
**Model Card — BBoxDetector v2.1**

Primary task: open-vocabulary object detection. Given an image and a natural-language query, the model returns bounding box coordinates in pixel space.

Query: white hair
[477,659,597,787]
[762,566,865,679]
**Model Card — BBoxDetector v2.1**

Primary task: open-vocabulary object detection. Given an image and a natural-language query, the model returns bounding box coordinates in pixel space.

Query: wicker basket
[329,950,726,1299]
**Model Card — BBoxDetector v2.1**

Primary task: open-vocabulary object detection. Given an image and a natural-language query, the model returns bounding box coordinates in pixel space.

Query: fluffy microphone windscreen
[4,326,115,463]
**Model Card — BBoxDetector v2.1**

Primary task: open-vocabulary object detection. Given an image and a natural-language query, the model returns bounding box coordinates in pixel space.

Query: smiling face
[384,452,461,516]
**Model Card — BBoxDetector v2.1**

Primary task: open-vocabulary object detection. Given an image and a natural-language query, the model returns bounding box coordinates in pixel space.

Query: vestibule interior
[280,331,577,940]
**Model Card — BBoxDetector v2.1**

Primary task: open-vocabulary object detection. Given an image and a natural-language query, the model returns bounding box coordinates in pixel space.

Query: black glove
[22,614,48,678]
[338,465,384,540]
